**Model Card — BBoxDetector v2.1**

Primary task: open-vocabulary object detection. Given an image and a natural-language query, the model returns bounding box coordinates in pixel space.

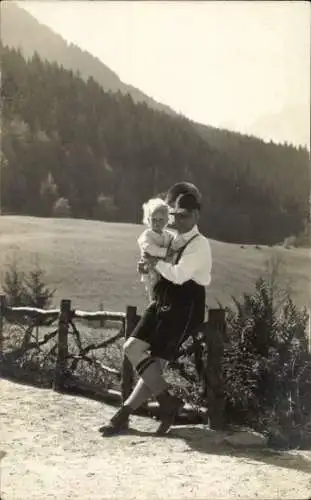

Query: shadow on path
[100,425,311,475]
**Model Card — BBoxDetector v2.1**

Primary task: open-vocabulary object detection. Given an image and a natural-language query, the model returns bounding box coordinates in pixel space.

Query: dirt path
[1,378,310,500]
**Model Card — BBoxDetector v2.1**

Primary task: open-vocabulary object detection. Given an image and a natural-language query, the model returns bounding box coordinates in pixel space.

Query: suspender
[174,233,200,264]
[155,232,201,303]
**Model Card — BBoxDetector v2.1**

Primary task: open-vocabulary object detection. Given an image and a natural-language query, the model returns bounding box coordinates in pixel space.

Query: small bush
[283,220,311,248]
[53,197,71,218]
[2,254,27,306]
[2,254,55,309]
[94,194,118,221]
[222,276,310,447]
[23,259,55,308]
[283,236,296,249]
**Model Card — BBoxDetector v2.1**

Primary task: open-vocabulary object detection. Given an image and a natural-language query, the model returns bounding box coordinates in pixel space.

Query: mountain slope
[0,1,175,116]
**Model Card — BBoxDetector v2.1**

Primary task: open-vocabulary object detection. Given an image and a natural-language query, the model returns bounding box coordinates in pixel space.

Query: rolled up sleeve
[155,240,212,286]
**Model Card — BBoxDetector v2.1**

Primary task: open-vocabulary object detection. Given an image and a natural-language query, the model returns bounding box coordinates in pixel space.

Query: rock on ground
[224,430,268,447]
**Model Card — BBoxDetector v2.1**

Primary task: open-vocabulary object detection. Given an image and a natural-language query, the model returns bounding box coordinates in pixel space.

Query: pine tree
[23,259,55,308]
[2,257,26,307]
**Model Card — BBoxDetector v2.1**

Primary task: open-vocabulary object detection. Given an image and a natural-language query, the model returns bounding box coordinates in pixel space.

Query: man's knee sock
[135,356,168,396]
[124,377,152,410]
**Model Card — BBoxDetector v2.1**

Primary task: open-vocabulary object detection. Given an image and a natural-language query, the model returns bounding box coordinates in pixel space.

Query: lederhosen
[131,235,206,361]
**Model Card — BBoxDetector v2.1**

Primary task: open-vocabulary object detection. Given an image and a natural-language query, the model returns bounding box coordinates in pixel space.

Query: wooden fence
[0,295,226,430]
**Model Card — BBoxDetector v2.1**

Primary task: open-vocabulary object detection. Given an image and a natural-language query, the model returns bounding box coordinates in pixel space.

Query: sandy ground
[0,378,310,500]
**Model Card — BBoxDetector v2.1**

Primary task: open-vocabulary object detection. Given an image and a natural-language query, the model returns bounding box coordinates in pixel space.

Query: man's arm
[155,239,211,285]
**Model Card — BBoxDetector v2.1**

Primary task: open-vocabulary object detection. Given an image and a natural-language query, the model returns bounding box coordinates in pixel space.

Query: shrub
[222,276,310,447]
[94,194,117,221]
[23,258,55,308]
[284,226,311,248]
[1,255,27,306]
[2,254,55,309]
[53,197,71,218]
[283,236,296,249]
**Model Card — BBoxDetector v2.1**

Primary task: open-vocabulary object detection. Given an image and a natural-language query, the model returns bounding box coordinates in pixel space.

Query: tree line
[1,44,310,244]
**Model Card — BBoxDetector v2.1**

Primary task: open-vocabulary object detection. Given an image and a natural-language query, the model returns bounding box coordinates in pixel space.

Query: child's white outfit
[138,228,176,302]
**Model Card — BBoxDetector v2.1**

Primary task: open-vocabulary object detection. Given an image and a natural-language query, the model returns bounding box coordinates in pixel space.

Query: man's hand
[137,260,148,274]
[166,247,176,261]
[144,254,159,268]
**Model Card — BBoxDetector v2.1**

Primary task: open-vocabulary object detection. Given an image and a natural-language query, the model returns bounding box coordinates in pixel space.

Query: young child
[138,197,176,302]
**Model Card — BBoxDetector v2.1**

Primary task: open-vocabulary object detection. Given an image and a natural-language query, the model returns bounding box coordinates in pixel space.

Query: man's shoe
[156,392,184,435]
[99,406,131,436]
[99,420,129,436]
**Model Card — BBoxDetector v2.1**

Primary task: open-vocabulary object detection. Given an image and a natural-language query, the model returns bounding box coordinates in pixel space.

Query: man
[99,183,212,436]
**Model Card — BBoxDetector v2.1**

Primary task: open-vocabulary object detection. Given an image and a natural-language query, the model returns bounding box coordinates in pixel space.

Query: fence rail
[1,305,126,322]
[0,294,226,429]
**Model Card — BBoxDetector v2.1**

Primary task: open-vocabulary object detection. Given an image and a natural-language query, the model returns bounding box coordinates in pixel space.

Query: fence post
[0,295,6,356]
[308,308,311,353]
[121,306,137,416]
[204,308,226,430]
[99,302,104,328]
[53,299,71,392]
[35,296,45,342]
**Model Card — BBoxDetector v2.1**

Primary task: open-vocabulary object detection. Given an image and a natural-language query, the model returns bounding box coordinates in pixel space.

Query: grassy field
[0,215,310,315]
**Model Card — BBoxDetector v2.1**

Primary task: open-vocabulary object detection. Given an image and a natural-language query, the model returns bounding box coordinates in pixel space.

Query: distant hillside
[1,1,175,116]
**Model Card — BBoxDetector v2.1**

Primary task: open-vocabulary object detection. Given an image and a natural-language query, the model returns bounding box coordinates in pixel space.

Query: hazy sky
[17,0,310,148]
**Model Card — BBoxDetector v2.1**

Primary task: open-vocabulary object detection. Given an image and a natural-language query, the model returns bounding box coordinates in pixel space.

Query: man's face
[171,210,198,234]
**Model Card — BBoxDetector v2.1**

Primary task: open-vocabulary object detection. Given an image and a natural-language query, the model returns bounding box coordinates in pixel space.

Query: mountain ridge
[1,1,176,117]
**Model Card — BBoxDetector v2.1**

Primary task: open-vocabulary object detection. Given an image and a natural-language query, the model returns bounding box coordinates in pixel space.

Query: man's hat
[169,192,201,214]
[165,182,202,206]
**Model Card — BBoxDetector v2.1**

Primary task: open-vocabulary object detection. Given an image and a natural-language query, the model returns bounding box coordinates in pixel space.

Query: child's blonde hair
[142,197,169,226]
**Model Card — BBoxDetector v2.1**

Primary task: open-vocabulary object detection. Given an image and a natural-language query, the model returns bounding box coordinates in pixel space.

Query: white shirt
[138,228,174,258]
[155,225,212,286]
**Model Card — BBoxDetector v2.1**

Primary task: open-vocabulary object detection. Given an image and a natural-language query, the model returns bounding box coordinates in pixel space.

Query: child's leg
[144,278,154,303]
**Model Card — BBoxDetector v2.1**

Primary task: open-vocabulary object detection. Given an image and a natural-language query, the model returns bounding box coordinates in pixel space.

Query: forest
[1,44,310,244]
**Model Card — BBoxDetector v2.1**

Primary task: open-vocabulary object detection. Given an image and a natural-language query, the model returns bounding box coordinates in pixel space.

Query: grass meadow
[0,215,310,316]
